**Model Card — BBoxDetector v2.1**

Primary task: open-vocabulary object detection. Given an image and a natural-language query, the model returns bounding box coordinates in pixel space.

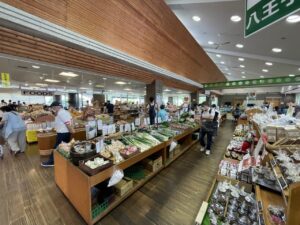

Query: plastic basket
[124,164,145,180]
[92,200,109,219]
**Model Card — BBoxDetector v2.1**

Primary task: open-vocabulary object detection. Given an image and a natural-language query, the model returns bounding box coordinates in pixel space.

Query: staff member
[41,101,74,167]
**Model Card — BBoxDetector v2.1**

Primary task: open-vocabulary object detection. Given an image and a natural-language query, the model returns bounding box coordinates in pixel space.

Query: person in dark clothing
[147,97,157,125]
[106,101,114,114]
[233,103,241,122]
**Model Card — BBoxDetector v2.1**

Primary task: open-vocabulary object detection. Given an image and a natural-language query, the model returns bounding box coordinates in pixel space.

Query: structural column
[68,93,79,108]
[146,80,163,106]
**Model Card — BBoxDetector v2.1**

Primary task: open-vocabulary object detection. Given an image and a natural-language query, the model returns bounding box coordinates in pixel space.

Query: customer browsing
[41,101,74,167]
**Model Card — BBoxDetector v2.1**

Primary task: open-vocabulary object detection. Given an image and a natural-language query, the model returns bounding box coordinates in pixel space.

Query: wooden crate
[114,178,133,197]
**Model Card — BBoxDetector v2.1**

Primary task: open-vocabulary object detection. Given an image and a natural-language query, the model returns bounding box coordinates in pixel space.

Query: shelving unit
[54,126,199,225]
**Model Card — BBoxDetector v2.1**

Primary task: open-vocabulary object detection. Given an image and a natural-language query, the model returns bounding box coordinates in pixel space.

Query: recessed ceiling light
[265,62,273,66]
[25,83,29,86]
[238,58,245,61]
[45,79,60,83]
[289,74,295,77]
[241,71,245,74]
[208,41,214,45]
[96,84,104,88]
[35,83,48,87]
[236,44,244,48]
[164,89,171,92]
[260,75,264,78]
[32,65,40,69]
[242,76,246,79]
[192,16,201,22]
[231,15,241,22]
[79,87,88,90]
[124,88,132,91]
[88,82,92,85]
[115,81,126,85]
[220,61,225,64]
[272,48,282,53]
[216,54,221,58]
[240,65,245,68]
[262,69,269,72]
[103,77,107,80]
[286,15,300,23]
[59,72,79,77]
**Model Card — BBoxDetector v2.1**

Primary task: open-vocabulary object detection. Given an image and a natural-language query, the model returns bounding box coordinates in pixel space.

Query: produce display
[252,166,281,192]
[268,205,286,225]
[233,124,249,137]
[85,157,110,169]
[119,146,139,158]
[218,159,239,180]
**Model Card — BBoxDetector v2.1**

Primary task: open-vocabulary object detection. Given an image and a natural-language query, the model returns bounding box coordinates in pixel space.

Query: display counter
[54,126,199,225]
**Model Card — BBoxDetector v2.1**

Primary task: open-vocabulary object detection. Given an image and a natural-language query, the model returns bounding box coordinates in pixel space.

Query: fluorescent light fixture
[272,48,282,53]
[286,14,300,23]
[25,83,29,86]
[208,41,214,45]
[238,58,245,61]
[216,54,221,58]
[241,71,245,74]
[231,15,241,22]
[79,87,88,90]
[59,72,79,77]
[103,77,107,80]
[227,73,232,75]
[115,81,126,85]
[242,76,246,79]
[240,65,245,68]
[177,91,182,94]
[260,75,264,78]
[45,79,60,83]
[35,83,48,87]
[262,69,269,72]
[32,65,40,69]
[164,89,171,92]
[95,84,104,88]
[124,88,132,91]
[220,61,225,64]
[236,44,244,48]
[289,74,295,77]
[298,68,300,71]
[192,16,201,22]
[265,62,273,66]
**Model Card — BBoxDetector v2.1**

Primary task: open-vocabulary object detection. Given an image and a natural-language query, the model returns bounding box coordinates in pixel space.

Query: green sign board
[204,75,300,90]
[245,0,300,37]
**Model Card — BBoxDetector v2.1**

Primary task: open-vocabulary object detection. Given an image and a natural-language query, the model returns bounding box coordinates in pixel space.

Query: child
[158,105,168,122]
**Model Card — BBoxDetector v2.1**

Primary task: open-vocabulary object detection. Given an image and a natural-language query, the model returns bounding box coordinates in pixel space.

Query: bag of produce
[108,169,124,187]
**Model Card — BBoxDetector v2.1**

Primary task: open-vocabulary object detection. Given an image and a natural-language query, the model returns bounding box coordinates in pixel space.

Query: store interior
[0,0,300,225]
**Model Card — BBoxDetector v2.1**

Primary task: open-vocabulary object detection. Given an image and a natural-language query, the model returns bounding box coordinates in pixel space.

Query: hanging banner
[245,0,300,37]
[1,72,10,87]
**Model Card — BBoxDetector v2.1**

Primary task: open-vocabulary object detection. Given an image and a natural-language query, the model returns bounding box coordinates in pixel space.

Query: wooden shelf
[255,185,287,225]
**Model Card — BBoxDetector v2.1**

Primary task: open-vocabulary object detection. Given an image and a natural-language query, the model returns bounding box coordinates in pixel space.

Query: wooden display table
[54,126,199,224]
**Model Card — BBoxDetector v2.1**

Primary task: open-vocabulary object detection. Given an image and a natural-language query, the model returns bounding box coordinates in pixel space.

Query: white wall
[0,89,46,104]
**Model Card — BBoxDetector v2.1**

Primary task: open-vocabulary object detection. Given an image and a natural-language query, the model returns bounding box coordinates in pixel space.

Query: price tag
[257,201,263,212]
[108,124,114,134]
[112,124,116,133]
[96,139,104,153]
[135,118,140,126]
[96,141,101,153]
[125,123,131,132]
[97,120,103,130]
[278,176,288,190]
[88,129,96,140]
[88,120,96,128]
[158,117,162,123]
[102,125,108,136]
[270,159,277,168]
[131,123,135,131]
[119,124,124,132]
[146,117,150,125]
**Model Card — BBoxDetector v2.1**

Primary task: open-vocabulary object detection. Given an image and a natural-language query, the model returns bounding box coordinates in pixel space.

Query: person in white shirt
[199,103,218,155]
[41,101,74,167]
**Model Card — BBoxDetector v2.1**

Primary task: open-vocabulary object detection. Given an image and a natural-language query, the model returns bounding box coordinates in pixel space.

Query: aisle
[0,121,234,225]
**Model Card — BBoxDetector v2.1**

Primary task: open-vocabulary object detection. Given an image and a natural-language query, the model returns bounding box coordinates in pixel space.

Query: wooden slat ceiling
[1,0,226,84]
[0,27,198,91]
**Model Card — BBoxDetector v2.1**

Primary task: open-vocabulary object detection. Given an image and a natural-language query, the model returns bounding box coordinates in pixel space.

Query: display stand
[54,126,199,225]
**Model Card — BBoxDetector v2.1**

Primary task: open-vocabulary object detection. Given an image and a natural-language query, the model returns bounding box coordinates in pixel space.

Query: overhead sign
[204,75,300,90]
[1,72,10,87]
[21,90,54,96]
[245,0,300,37]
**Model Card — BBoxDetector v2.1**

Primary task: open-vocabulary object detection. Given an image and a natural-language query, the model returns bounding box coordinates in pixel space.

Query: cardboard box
[143,156,163,172]
[114,177,133,197]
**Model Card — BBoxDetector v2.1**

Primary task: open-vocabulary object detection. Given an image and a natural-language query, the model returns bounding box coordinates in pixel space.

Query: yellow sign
[1,72,10,87]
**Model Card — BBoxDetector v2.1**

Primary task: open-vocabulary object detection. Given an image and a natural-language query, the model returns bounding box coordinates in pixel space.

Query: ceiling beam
[204,48,300,67]
[165,0,239,5]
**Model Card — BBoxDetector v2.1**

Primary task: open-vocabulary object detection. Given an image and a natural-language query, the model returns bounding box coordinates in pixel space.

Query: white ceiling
[166,0,300,81]
[0,54,190,96]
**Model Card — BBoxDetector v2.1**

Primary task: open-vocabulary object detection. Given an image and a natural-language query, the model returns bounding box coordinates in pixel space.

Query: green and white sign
[245,0,300,37]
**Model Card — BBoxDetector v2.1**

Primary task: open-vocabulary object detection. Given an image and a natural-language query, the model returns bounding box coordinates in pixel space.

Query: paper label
[131,123,135,131]
[135,118,140,126]
[97,120,103,130]
[125,123,131,132]
[102,125,108,136]
[158,117,162,123]
[119,124,124,132]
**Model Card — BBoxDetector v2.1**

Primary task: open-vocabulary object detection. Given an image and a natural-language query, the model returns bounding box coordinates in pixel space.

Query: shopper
[106,100,114,114]
[147,97,157,125]
[158,105,168,122]
[41,101,74,167]
[0,105,26,156]
[0,100,7,106]
[233,103,241,122]
[286,102,295,117]
[199,103,216,155]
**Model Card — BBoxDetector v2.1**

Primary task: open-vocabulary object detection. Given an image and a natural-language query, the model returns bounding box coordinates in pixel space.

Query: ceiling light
[289,74,295,77]
[238,58,245,61]
[177,91,183,94]
[103,77,107,80]
[45,79,60,83]
[66,80,70,83]
[32,65,40,69]
[240,65,245,68]
[220,61,225,64]
[241,71,245,74]
[164,89,171,92]
[59,72,79,77]
[208,41,214,45]
[216,54,221,58]
[96,84,104,88]
[236,44,244,48]
[231,15,241,22]
[262,69,269,72]
[35,83,48,87]
[286,15,300,23]
[272,48,282,53]
[227,73,232,75]
[260,75,264,78]
[79,87,88,90]
[124,88,132,91]
[192,16,201,22]
[265,62,273,66]
[88,82,92,85]
[115,81,126,85]
[242,76,246,79]
[25,83,28,86]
